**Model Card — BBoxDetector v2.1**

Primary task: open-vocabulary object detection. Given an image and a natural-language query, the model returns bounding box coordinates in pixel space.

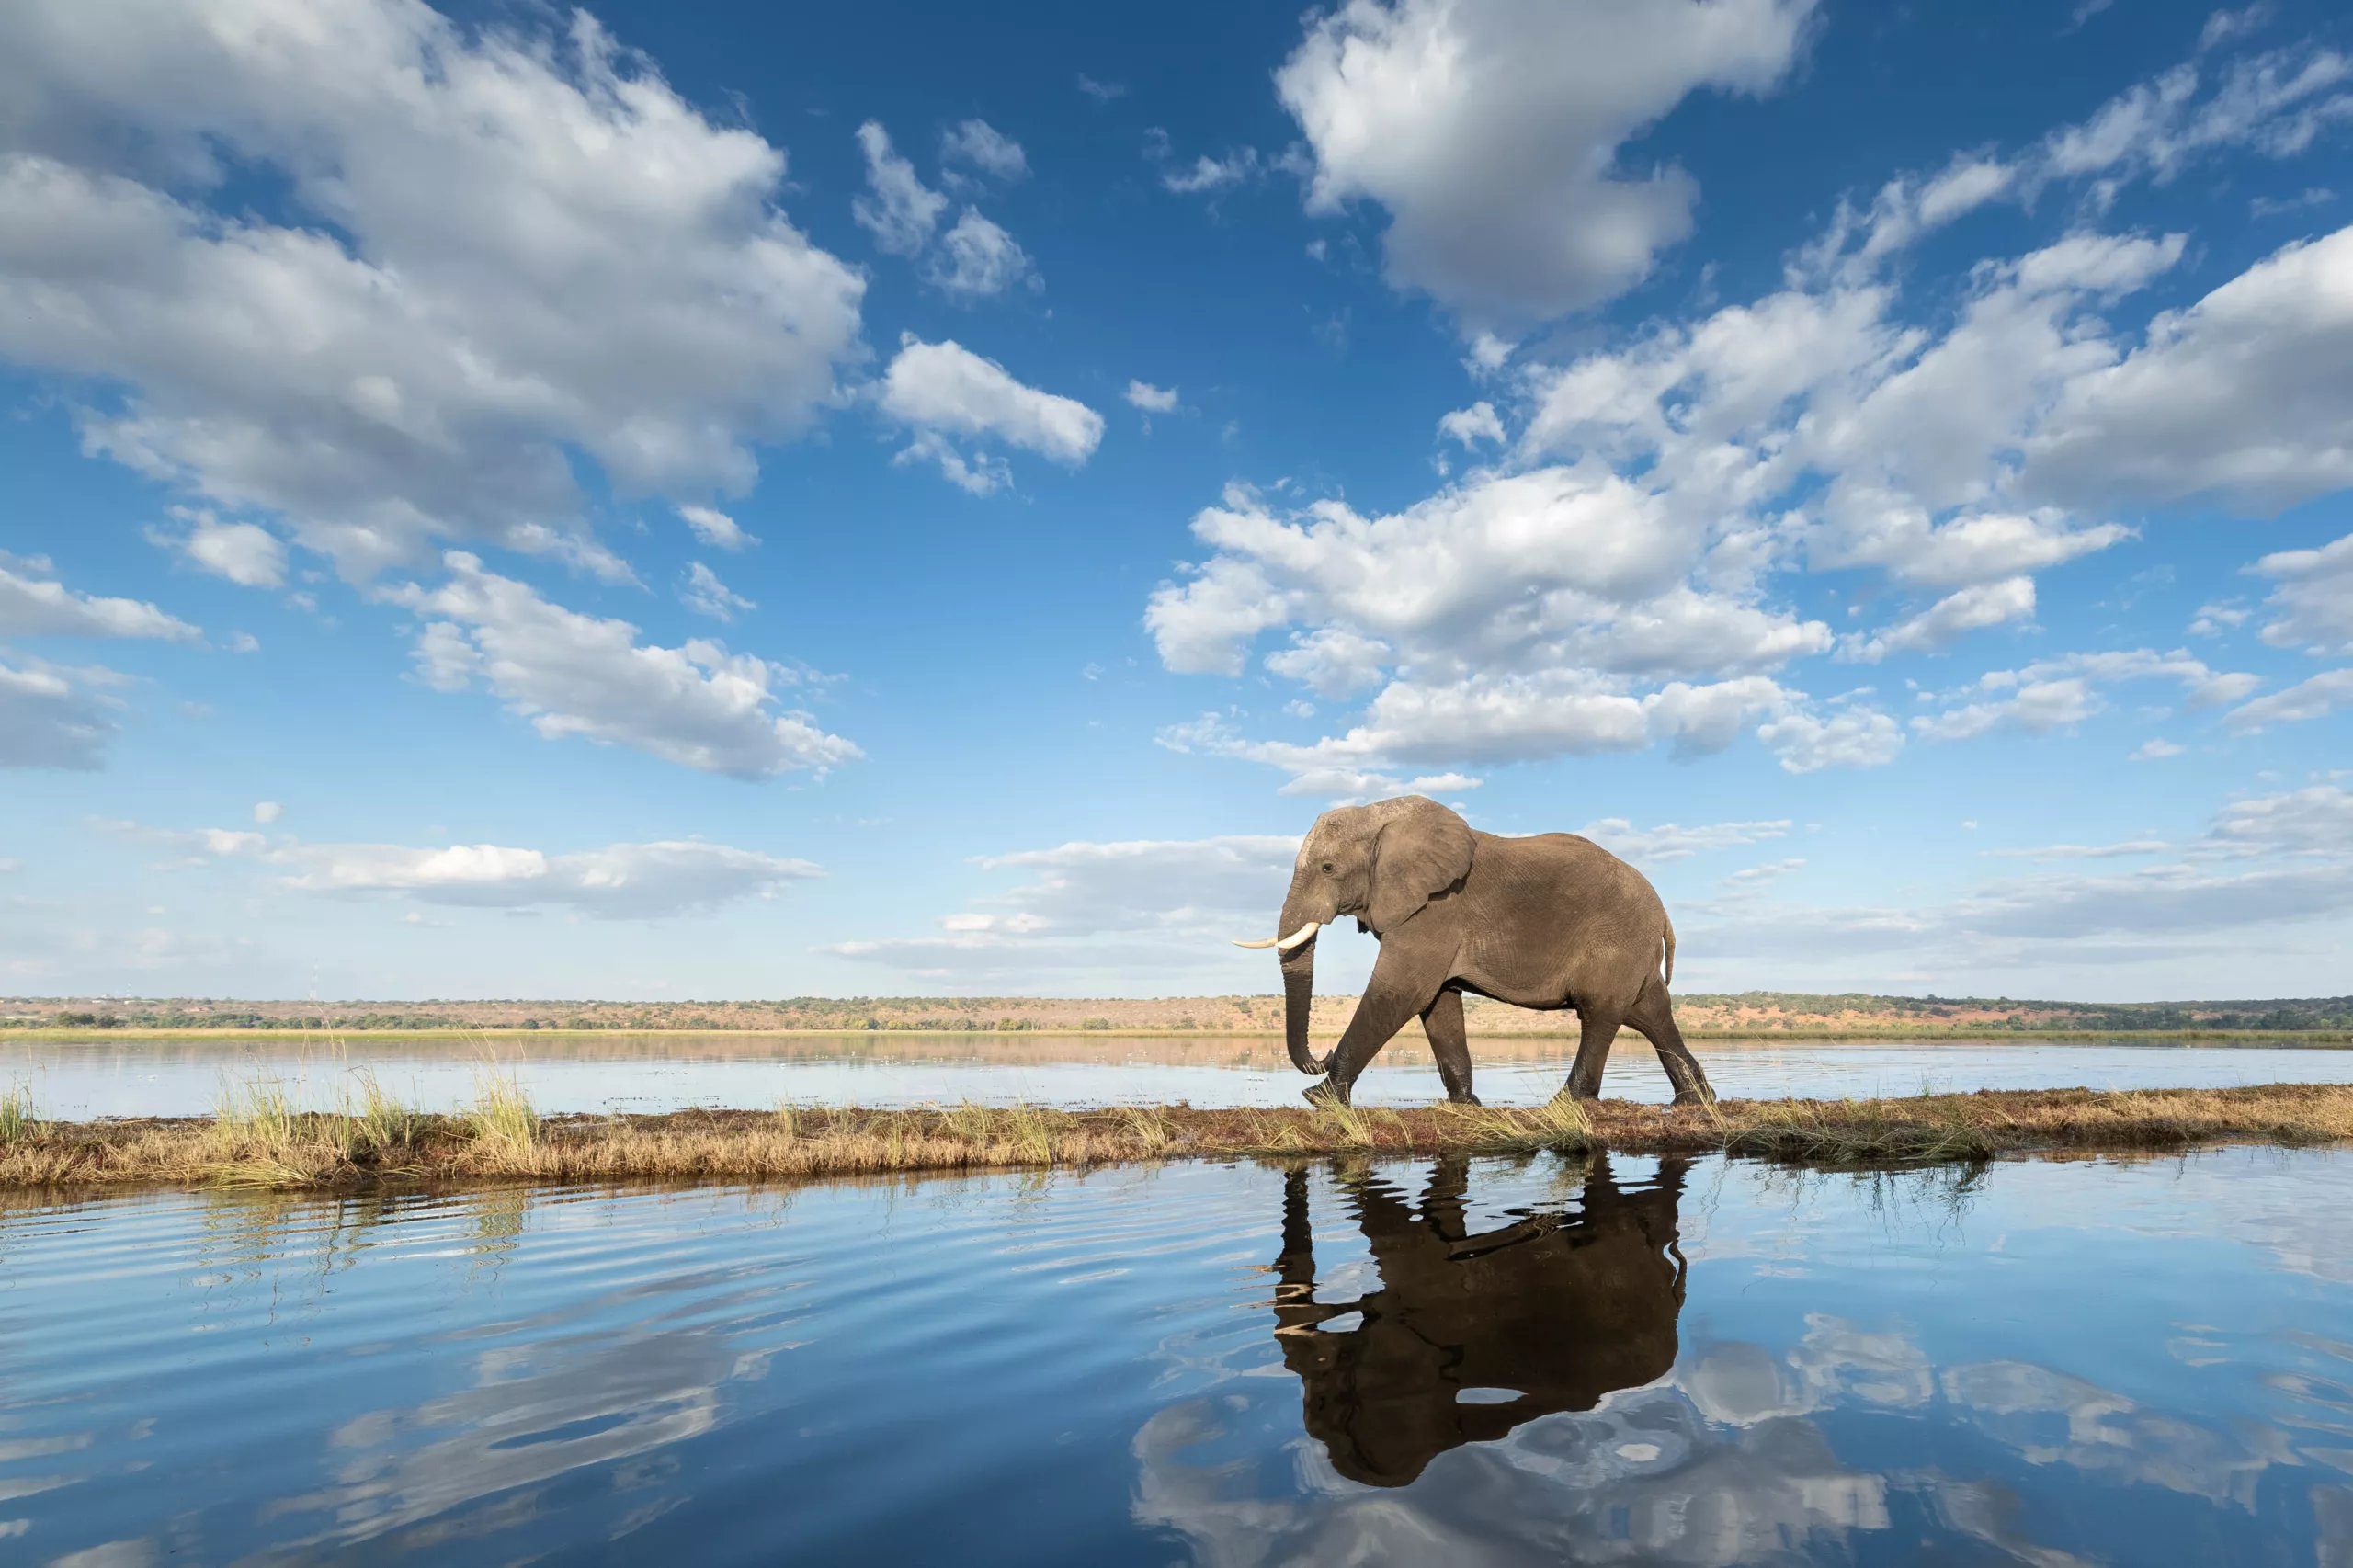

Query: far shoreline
[8,1025,2353,1046]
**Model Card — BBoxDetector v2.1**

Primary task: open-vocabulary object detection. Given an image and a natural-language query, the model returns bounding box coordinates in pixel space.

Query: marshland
[6,1069,2353,1190]
[5,1010,2353,1184]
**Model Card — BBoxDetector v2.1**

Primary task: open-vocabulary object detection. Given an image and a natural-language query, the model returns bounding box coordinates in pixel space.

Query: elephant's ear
[1365,796,1475,936]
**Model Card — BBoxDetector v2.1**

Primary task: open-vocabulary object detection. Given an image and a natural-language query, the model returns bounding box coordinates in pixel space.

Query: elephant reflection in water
[1270,1153,1688,1487]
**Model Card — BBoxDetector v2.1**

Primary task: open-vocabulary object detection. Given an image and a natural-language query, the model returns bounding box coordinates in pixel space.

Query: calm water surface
[4,1148,2351,1564]
[6,1033,2352,1118]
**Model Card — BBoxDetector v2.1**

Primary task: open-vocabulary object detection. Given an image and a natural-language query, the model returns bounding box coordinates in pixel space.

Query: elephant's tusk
[1232,920,1322,951]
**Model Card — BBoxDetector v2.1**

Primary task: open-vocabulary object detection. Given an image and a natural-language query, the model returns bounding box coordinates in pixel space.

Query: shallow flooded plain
[5,1147,2351,1564]
[6,1032,2353,1118]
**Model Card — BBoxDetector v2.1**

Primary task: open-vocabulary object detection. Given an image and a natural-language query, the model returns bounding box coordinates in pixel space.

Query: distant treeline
[1677,993,2353,1032]
[10,992,2353,1035]
[18,1009,1141,1032]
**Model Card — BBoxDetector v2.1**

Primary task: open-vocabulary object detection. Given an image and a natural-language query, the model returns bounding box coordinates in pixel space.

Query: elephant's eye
[1320,862,1336,874]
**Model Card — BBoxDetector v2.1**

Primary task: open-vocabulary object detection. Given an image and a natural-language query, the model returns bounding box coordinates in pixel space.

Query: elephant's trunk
[1282,954,1322,1074]
[1275,877,1325,1075]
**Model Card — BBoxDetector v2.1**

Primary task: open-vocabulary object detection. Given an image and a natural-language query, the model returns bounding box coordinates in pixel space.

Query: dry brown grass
[2,1083,2347,1191]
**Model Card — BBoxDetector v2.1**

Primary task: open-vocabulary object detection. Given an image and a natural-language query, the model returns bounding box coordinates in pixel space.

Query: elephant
[1236,794,1714,1107]
[1269,1153,1690,1487]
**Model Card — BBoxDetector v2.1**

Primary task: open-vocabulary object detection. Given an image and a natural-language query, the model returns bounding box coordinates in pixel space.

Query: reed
[0,1084,34,1144]
[211,1071,298,1149]
[1120,1104,1176,1157]
[1,1083,2348,1191]
[347,1069,422,1156]
[1006,1102,1057,1163]
[463,1066,539,1156]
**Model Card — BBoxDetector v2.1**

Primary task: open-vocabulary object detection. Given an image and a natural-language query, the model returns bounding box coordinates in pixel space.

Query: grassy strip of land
[0,1082,2347,1190]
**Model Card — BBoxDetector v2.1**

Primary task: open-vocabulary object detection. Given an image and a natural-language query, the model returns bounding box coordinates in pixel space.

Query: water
[5,1148,2351,1564]
[6,1032,2351,1119]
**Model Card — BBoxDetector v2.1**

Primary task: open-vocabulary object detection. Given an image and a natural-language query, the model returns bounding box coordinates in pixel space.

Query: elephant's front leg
[1304,947,1449,1108]
[1422,989,1479,1106]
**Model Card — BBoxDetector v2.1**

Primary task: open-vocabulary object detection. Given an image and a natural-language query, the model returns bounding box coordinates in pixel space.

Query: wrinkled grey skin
[1267,795,1713,1108]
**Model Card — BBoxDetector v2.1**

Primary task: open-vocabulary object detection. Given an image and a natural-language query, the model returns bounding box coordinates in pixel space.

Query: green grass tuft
[465,1065,538,1153]
[0,1084,34,1144]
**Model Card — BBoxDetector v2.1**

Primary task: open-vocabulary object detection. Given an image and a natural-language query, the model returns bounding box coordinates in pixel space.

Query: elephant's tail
[1661,916,1676,987]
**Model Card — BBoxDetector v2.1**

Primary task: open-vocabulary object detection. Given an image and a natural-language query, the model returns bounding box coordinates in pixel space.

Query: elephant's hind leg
[1421,989,1479,1106]
[1628,977,1715,1106]
[1563,1007,1620,1101]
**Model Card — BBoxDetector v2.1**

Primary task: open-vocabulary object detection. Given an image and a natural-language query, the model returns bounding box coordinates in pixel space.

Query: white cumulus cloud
[880,337,1104,493]
[2225,666,2353,731]
[1438,402,1506,449]
[1574,817,1792,866]
[1274,0,1815,326]
[851,119,947,255]
[1688,784,2353,981]
[925,209,1038,297]
[939,119,1029,182]
[1915,649,2256,741]
[0,654,121,769]
[2206,783,2353,857]
[2250,528,2353,653]
[1842,577,2037,663]
[1149,57,2353,794]
[1756,707,1905,774]
[0,0,866,579]
[2024,224,2353,513]
[157,513,287,589]
[0,562,198,640]
[1145,472,1826,788]
[677,505,756,552]
[107,819,821,918]
[679,562,755,623]
[391,551,857,778]
[822,834,1300,983]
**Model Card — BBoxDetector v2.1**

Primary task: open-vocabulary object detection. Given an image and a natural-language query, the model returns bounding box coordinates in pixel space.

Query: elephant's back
[1461,831,1670,1008]
[1479,831,1665,914]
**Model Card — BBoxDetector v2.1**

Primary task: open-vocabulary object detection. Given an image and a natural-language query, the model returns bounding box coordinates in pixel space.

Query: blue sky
[3,0,2350,1003]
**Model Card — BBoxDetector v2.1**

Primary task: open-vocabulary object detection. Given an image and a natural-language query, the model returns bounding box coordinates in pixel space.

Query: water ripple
[0,1151,2348,1563]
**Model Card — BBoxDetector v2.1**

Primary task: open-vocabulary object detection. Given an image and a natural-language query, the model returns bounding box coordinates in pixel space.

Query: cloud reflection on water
[6,1152,2353,1563]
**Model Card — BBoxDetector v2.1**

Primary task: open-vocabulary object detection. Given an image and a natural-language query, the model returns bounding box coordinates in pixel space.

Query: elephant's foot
[1446,1091,1483,1107]
[1671,1089,1716,1108]
[1303,1078,1354,1109]
[1560,1083,1600,1104]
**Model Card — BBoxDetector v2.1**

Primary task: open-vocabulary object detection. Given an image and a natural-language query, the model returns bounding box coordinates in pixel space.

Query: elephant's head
[1235,795,1475,1074]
